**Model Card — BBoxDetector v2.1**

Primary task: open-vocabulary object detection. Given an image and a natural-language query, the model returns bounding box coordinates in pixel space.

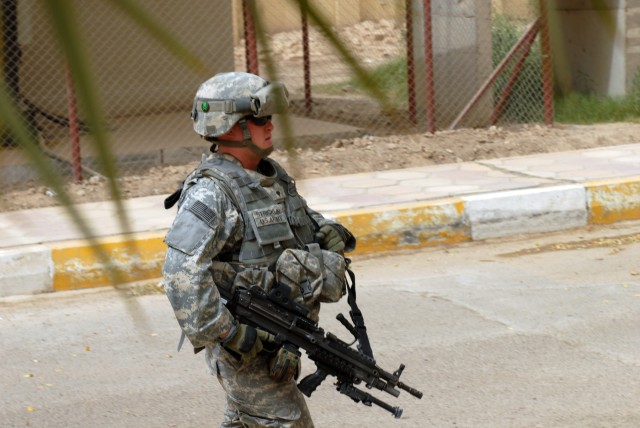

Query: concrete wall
[488,0,640,97]
[17,0,235,117]
[552,0,626,96]
[410,0,493,128]
[626,0,640,92]
[231,0,404,44]
[552,0,640,96]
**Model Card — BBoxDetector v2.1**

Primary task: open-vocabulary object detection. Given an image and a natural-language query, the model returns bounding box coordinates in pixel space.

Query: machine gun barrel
[398,381,424,399]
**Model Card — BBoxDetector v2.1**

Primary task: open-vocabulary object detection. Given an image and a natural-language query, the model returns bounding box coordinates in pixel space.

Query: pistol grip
[297,369,327,397]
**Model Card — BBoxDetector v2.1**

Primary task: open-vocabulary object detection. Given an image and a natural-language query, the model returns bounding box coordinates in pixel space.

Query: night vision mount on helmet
[191,72,289,157]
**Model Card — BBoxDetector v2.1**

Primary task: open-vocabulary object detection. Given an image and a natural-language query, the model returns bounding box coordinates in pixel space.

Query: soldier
[162,72,355,427]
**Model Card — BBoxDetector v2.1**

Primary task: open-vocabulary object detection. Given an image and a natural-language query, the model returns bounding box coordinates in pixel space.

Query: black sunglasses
[247,115,272,126]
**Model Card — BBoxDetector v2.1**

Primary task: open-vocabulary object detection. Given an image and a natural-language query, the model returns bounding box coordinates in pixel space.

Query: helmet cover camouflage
[191,72,288,138]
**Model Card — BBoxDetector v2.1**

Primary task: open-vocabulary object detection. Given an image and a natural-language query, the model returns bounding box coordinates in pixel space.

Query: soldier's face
[246,118,274,152]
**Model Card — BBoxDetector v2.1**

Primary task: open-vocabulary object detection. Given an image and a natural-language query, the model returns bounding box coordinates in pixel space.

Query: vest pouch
[274,249,323,321]
[319,250,347,303]
[210,261,274,293]
[268,343,301,383]
[247,205,294,246]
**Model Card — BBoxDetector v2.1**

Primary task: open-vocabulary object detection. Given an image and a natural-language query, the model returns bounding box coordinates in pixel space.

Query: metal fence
[0,0,546,192]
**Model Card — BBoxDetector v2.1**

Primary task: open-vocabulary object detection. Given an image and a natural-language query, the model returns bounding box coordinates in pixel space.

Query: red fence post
[65,64,82,183]
[242,0,260,75]
[301,2,312,114]
[405,0,417,124]
[539,0,554,125]
[406,0,436,132]
[423,0,436,133]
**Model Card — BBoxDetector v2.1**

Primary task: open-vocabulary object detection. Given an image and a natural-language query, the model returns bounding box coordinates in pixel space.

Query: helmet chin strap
[216,118,273,158]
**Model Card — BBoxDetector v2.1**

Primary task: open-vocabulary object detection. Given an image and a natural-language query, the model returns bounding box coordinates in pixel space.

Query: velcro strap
[196,98,251,114]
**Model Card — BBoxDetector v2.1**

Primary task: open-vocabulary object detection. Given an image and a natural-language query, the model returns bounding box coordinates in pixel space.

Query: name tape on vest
[250,205,288,227]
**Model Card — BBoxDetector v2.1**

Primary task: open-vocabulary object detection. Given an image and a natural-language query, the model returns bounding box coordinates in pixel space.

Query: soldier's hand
[223,323,264,360]
[315,224,345,252]
[223,324,275,361]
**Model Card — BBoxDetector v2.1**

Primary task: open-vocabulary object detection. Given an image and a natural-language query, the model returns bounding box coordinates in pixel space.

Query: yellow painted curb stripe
[49,199,467,291]
[333,198,469,255]
[51,232,166,291]
[43,178,640,293]
[585,176,640,224]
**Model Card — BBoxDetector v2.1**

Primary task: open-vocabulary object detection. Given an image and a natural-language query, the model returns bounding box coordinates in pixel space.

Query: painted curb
[585,176,640,224]
[333,197,469,254]
[463,185,588,240]
[51,232,166,291]
[0,245,52,297]
[2,179,640,297]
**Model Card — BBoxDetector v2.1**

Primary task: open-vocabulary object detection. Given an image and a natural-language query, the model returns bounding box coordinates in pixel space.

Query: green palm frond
[44,0,131,239]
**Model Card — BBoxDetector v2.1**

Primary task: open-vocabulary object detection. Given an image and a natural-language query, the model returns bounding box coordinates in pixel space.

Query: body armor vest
[190,155,316,267]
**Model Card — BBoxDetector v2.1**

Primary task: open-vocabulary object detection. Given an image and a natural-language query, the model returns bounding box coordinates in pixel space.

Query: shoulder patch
[187,200,217,227]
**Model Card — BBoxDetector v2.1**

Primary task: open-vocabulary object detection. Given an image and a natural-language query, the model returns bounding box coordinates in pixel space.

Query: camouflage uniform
[163,152,354,427]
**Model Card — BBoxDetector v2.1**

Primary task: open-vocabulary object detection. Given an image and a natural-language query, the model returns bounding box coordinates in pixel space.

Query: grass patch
[555,93,640,124]
[555,70,640,124]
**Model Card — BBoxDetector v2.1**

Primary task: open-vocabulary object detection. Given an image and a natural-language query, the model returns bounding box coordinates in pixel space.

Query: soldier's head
[191,72,289,158]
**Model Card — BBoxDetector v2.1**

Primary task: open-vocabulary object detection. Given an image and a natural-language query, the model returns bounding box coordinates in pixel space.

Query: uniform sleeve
[162,178,243,350]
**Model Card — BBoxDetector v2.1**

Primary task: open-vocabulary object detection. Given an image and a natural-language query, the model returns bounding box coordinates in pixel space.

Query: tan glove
[315,224,345,252]
[222,323,273,361]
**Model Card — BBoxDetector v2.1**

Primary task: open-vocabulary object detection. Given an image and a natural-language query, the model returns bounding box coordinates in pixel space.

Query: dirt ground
[2,120,640,212]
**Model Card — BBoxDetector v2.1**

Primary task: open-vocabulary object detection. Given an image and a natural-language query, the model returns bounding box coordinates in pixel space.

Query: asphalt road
[1,221,639,427]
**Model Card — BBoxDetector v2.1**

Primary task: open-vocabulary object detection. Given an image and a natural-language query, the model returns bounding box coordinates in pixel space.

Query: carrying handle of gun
[298,368,328,397]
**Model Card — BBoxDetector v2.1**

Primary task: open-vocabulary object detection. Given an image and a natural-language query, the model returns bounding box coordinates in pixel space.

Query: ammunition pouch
[274,245,347,321]
[268,343,301,382]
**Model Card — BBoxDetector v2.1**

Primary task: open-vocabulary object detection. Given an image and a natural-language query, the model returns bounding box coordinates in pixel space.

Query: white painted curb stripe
[463,185,588,240]
[0,245,53,297]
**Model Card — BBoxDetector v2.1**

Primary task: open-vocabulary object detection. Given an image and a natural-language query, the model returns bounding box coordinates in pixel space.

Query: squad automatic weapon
[218,274,423,419]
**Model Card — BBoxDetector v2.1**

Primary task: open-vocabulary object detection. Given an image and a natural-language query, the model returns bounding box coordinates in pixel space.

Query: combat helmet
[191,72,289,156]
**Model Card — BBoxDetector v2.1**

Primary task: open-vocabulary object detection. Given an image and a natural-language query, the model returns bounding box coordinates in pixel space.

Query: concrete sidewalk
[1,143,640,297]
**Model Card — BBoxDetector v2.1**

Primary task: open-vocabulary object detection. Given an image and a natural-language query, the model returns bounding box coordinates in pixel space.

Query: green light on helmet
[201,101,209,112]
